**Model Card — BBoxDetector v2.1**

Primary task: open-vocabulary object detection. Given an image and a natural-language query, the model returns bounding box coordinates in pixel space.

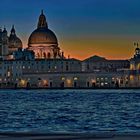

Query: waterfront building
[129,44,140,87]
[0,60,23,88]
[0,11,138,88]
[0,59,130,88]
[82,55,129,72]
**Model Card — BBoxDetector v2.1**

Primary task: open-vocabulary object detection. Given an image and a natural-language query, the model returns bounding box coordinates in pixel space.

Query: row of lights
[61,77,78,81]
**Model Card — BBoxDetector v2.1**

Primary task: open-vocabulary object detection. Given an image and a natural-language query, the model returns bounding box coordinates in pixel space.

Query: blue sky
[0,0,140,59]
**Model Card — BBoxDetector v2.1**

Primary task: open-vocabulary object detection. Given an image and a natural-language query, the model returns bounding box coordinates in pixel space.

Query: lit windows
[74,77,78,81]
[61,77,65,81]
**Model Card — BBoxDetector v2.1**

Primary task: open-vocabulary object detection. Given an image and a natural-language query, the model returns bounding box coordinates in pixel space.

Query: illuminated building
[0,11,139,88]
[28,10,63,59]
[129,43,140,87]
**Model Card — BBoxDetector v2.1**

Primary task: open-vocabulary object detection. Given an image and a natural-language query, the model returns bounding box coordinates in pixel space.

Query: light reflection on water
[0,89,140,133]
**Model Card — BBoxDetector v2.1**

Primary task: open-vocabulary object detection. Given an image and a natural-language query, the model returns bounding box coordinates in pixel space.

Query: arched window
[37,52,40,58]
[43,52,46,58]
[48,52,51,59]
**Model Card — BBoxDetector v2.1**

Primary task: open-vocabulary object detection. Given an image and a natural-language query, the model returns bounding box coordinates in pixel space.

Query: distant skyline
[0,0,140,60]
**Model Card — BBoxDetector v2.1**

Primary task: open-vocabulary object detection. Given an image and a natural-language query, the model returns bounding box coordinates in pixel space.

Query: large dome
[27,10,63,59]
[28,27,58,46]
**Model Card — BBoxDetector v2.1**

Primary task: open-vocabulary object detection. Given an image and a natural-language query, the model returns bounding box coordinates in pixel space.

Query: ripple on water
[0,89,139,133]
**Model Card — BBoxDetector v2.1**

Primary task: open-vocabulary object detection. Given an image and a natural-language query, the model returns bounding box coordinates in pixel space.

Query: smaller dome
[8,25,23,54]
[3,27,7,34]
[9,36,22,47]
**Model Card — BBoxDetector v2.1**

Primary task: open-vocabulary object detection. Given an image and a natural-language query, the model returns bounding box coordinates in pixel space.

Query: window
[74,77,78,81]
[87,64,89,70]
[66,65,69,71]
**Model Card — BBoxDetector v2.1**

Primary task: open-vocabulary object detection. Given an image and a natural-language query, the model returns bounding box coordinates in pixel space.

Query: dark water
[0,89,140,133]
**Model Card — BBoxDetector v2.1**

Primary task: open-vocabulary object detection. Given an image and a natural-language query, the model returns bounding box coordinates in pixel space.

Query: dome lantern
[37,10,48,29]
[10,25,16,36]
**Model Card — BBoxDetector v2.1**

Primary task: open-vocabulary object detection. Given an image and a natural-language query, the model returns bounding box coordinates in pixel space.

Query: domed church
[0,26,23,58]
[8,25,23,55]
[28,10,63,59]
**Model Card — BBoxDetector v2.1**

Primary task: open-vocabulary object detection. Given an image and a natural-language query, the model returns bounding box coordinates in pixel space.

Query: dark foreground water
[0,89,140,133]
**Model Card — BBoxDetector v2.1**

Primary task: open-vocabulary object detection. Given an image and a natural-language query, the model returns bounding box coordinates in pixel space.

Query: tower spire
[37,10,48,28]
[12,25,14,29]
[10,25,16,35]
[41,9,43,15]
[134,42,140,57]
[3,25,7,33]
[0,27,2,32]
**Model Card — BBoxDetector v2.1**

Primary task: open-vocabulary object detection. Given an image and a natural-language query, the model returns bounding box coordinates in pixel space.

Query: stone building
[82,55,129,72]
[0,26,22,59]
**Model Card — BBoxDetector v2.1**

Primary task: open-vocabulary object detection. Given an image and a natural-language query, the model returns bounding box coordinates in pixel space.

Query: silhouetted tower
[2,27,9,56]
[0,27,9,57]
[0,27,2,56]
[134,42,140,58]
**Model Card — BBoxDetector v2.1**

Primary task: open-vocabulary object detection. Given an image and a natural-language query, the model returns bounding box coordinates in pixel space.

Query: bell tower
[0,27,9,58]
[134,42,140,58]
[3,27,8,55]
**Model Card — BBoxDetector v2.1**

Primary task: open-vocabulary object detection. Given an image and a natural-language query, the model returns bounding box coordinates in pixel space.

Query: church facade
[0,11,139,88]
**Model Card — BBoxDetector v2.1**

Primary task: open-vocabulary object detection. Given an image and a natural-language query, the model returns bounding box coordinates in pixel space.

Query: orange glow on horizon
[22,36,135,60]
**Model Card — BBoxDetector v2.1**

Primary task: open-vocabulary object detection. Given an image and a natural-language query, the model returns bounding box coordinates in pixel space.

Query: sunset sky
[0,0,140,60]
